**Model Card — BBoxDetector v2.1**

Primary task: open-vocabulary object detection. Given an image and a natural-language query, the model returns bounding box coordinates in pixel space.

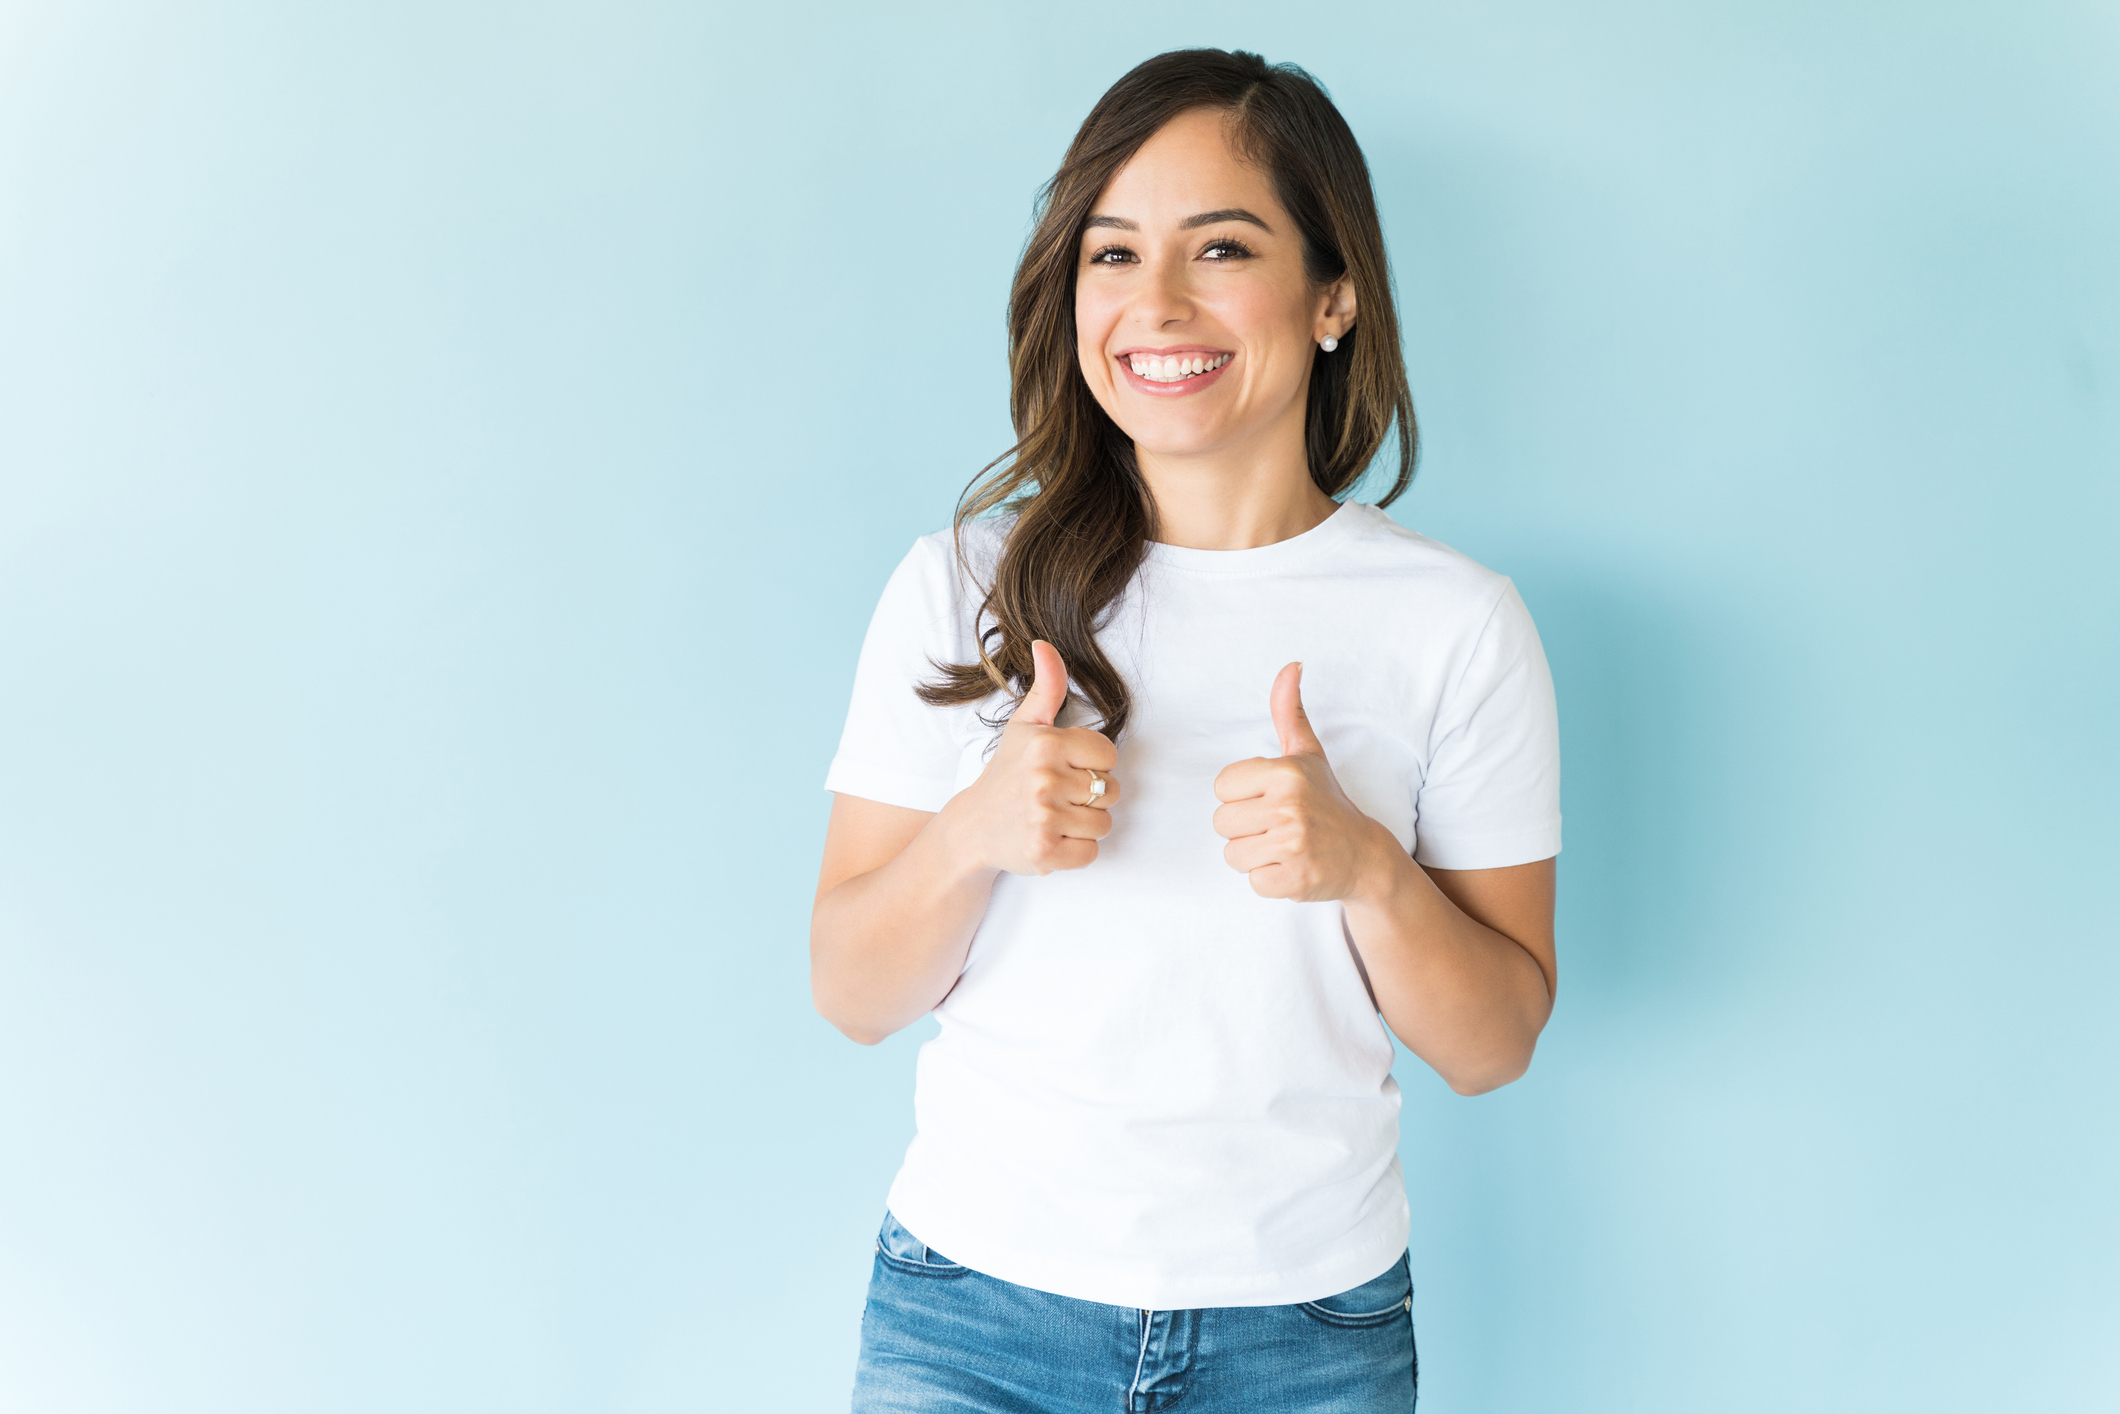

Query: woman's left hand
[1212,663,1398,903]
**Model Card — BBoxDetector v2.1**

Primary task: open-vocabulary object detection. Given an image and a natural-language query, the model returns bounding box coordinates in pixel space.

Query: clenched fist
[947,639,1121,877]
[1212,662,1392,902]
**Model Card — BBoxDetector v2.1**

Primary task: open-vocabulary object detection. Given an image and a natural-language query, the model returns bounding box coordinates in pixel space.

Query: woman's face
[1075,107,1353,465]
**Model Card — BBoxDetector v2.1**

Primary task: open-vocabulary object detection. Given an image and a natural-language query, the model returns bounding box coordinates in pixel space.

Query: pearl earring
[1319,335,1339,353]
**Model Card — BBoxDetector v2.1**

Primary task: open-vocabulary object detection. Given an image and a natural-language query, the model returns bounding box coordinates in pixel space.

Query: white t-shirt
[824,500,1561,1309]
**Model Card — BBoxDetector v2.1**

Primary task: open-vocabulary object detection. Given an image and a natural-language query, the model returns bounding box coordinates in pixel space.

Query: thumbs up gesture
[1213,663,1390,902]
[949,639,1121,877]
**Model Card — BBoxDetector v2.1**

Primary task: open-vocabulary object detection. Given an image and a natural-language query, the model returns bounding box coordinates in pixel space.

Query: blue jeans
[853,1212,1417,1413]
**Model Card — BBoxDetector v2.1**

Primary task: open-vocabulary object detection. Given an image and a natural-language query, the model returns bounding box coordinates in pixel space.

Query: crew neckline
[1144,499,1371,575]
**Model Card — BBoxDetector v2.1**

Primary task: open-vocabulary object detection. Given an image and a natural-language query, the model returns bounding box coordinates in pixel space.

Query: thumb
[1012,639,1069,727]
[1271,661,1324,757]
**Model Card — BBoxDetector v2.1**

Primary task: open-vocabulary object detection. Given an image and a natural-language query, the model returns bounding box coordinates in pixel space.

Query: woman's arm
[1213,662,1556,1094]
[1340,855,1554,1095]
[810,795,996,1045]
[810,641,1120,1045]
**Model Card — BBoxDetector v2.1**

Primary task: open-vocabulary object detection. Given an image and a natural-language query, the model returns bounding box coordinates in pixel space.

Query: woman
[813,48,1559,1413]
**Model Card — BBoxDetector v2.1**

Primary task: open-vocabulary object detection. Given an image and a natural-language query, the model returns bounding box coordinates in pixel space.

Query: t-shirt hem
[824,756,955,814]
[885,1187,1411,1310]
[1413,821,1563,871]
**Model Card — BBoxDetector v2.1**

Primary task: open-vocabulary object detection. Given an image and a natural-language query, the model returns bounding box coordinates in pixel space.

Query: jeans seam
[1296,1302,1409,1329]
[874,1248,970,1279]
[1301,1296,1410,1321]
[1131,1308,1151,1402]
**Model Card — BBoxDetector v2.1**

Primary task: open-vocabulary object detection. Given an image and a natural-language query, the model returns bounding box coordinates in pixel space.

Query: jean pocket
[1298,1251,1413,1328]
[874,1211,970,1278]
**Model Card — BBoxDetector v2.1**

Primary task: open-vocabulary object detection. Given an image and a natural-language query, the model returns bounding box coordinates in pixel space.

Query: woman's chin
[1119,422,1253,463]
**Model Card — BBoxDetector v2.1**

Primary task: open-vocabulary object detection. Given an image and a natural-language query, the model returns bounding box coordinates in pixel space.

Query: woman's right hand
[811,638,1117,1042]
[941,639,1120,876]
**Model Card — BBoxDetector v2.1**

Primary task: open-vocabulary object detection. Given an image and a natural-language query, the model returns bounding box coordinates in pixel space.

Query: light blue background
[1,2,2114,1410]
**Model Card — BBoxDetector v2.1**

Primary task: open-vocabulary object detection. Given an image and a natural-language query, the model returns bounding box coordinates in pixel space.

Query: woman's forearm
[1340,824,1555,1095]
[810,807,1002,1045]
[811,642,1121,1045]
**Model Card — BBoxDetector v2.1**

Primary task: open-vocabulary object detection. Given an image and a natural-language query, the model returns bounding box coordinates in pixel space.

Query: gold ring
[1083,768,1107,806]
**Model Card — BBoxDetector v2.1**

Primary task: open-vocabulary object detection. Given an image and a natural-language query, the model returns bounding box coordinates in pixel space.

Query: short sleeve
[1411,580,1562,870]
[823,537,975,813]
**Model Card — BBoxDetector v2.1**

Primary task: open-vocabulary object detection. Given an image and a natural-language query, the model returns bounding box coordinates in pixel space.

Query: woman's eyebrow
[1180,208,1271,231]
[1081,208,1273,233]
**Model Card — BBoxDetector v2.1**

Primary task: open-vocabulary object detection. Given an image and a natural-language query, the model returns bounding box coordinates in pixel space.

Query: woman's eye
[1087,246,1135,265]
[1201,239,1254,261]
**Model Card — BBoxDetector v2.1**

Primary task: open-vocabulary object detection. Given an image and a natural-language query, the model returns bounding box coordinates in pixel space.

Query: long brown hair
[919,49,1416,739]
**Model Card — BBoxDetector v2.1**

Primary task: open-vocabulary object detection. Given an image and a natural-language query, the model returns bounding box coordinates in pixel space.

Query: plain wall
[1,2,2114,1410]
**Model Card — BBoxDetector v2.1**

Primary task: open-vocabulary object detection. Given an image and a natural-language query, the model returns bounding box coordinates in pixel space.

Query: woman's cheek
[1214,286,1305,392]
[1074,307,1115,385]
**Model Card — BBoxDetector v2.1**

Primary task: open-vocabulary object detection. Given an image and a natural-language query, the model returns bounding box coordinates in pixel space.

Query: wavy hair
[918,48,1416,739]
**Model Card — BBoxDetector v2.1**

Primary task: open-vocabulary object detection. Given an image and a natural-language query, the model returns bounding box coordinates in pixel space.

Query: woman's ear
[1317,274,1358,342]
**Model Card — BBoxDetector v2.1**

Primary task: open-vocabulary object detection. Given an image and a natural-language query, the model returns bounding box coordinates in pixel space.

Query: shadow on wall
[1389,564,1799,1395]
[1360,132,1796,1018]
[1524,565,1779,1014]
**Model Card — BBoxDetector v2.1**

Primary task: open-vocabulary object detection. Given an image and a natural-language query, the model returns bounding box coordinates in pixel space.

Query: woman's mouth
[1116,349,1233,396]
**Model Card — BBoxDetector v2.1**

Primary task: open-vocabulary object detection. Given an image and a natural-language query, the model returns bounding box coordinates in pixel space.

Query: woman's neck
[1137,438,1340,551]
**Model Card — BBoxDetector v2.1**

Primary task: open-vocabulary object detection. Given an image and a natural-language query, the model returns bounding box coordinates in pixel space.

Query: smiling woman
[812,48,1560,1414]
[916,64,1416,742]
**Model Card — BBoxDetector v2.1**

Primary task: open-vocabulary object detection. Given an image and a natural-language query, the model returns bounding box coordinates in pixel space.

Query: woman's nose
[1136,256,1196,327]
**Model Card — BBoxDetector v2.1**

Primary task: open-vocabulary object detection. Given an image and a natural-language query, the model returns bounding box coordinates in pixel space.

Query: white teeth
[1127,352,1230,382]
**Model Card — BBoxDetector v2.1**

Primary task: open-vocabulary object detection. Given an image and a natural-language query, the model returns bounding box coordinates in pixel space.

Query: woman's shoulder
[867,515,1014,631]
[899,514,1012,590]
[1337,504,1522,617]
